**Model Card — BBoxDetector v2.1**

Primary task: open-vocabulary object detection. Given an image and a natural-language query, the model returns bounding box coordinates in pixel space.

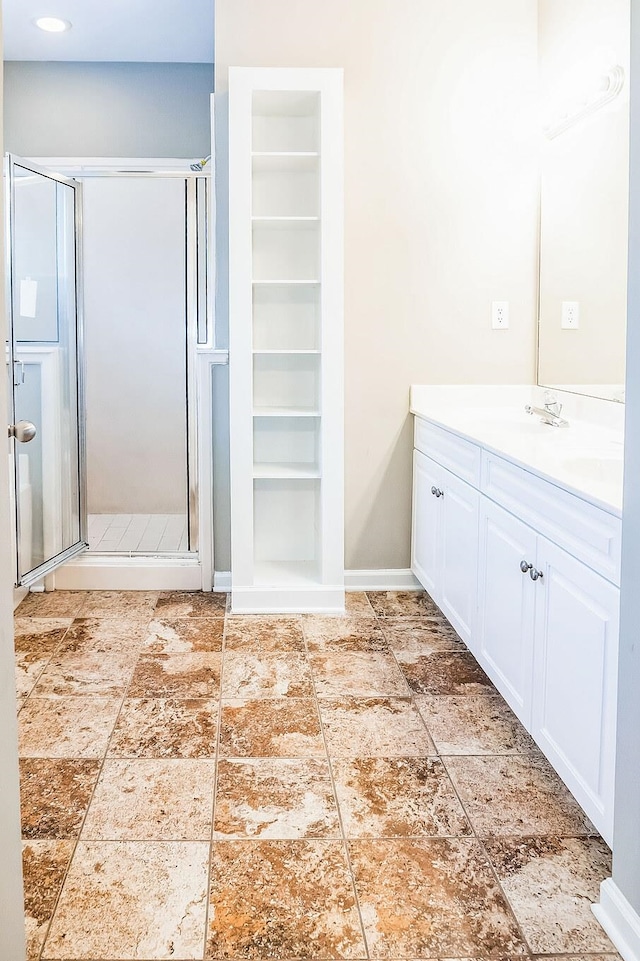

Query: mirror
[537,0,630,403]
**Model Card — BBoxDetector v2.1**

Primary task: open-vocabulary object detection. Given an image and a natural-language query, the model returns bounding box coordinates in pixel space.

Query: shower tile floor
[13,589,620,961]
[88,514,189,552]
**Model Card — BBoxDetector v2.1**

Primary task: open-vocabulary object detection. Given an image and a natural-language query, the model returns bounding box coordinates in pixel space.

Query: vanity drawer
[414,417,481,487]
[481,451,621,585]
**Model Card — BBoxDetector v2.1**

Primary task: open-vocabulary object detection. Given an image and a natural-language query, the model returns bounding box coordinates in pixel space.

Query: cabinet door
[411,450,442,601]
[477,498,537,725]
[533,538,619,844]
[439,467,479,646]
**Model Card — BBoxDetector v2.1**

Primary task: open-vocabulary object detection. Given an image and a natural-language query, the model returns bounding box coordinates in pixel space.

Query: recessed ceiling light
[33,16,72,33]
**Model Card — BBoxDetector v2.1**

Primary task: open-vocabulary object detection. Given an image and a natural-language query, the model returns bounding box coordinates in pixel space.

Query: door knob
[8,420,37,443]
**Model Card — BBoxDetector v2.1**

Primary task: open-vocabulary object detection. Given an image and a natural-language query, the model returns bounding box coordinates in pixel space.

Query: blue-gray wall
[4,61,213,158]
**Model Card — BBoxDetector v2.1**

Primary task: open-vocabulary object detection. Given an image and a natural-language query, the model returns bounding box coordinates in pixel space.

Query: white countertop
[410,385,624,517]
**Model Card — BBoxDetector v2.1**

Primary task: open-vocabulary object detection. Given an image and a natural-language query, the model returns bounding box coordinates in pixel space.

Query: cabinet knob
[520,560,532,573]
[529,567,544,581]
[431,486,444,498]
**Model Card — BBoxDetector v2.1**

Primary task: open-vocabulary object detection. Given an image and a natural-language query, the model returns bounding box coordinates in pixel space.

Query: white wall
[4,61,213,158]
[215,0,540,570]
[83,177,188,514]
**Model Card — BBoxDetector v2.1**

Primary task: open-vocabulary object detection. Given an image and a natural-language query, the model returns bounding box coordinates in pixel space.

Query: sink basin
[560,455,624,485]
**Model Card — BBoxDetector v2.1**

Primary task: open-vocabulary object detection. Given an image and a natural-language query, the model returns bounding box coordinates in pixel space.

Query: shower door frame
[5,154,89,587]
[29,158,225,592]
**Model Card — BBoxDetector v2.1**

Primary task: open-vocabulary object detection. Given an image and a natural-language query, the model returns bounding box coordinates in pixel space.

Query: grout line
[365,592,542,957]
[15,614,77,715]
[301,611,371,960]
[381,593,538,957]
[30,603,157,961]
[202,594,228,960]
[18,590,610,960]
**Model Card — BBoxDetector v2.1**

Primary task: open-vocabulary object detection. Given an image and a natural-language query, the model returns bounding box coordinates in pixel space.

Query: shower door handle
[8,420,37,443]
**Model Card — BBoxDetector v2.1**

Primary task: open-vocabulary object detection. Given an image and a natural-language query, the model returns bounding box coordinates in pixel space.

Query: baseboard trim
[230,585,345,614]
[592,878,640,961]
[53,554,202,591]
[213,571,232,591]
[213,569,422,594]
[13,587,28,610]
[345,569,421,590]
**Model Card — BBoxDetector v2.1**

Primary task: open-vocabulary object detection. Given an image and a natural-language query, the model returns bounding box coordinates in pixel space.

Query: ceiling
[2,0,214,62]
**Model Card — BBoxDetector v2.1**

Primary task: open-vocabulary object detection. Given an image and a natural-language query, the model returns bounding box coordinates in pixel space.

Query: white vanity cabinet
[532,537,619,839]
[477,498,537,725]
[412,449,479,645]
[412,414,620,844]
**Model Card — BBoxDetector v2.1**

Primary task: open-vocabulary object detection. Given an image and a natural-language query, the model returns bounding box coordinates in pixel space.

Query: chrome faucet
[525,391,570,428]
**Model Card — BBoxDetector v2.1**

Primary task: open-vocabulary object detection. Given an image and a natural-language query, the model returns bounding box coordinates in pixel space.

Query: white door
[6,156,87,586]
[477,497,537,725]
[439,467,479,646]
[532,537,619,844]
[0,165,27,960]
[411,450,442,600]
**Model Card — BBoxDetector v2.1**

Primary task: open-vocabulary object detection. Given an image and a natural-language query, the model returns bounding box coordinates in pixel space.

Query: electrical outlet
[492,301,509,329]
[561,301,580,329]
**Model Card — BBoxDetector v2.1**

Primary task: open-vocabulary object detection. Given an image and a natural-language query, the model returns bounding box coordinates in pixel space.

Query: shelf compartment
[253,283,320,351]
[252,220,320,283]
[252,91,320,153]
[253,478,320,570]
[253,559,321,586]
[253,352,320,413]
[253,463,321,479]
[253,415,320,477]
[252,163,319,218]
[252,152,320,171]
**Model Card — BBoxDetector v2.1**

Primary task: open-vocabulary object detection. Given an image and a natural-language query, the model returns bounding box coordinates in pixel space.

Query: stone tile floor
[13,588,620,961]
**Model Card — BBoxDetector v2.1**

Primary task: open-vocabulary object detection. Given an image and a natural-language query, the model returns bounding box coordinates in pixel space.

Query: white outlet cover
[492,301,509,329]
[561,301,580,329]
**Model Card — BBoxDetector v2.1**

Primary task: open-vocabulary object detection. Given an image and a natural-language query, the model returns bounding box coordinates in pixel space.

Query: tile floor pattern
[88,514,189,553]
[13,588,620,961]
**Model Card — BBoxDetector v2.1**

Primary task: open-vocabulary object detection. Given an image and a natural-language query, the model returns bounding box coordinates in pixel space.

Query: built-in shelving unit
[229,67,344,612]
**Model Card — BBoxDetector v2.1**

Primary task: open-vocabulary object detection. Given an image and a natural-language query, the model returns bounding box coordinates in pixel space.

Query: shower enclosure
[5,156,215,591]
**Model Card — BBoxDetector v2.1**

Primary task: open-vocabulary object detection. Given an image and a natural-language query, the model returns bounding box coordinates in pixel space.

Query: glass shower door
[6,155,87,586]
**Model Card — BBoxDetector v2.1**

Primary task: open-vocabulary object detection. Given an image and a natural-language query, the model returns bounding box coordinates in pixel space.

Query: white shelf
[253,407,320,418]
[252,151,320,158]
[253,462,321,479]
[252,279,320,286]
[230,67,343,613]
[252,217,320,228]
